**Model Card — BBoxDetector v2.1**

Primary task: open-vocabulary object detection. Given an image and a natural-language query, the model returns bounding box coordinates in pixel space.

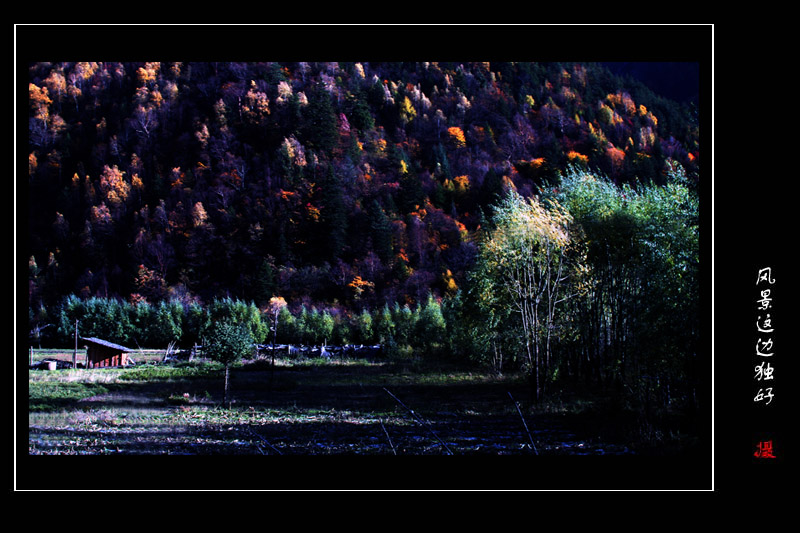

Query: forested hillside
[28,61,699,315]
[24,53,706,450]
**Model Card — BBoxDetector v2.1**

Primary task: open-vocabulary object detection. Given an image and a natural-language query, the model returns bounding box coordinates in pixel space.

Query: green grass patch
[28,379,109,411]
[118,361,224,382]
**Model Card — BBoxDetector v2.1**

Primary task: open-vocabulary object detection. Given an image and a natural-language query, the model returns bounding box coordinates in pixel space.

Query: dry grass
[31,368,127,383]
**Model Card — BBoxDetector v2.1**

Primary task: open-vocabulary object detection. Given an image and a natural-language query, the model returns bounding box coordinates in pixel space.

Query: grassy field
[27,352,694,459]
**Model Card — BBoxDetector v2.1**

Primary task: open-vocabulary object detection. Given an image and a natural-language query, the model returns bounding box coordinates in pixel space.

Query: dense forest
[27,61,698,305]
[27,60,702,408]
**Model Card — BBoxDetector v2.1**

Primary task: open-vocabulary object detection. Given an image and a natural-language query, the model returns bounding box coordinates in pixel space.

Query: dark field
[24,353,709,489]
[28,354,696,455]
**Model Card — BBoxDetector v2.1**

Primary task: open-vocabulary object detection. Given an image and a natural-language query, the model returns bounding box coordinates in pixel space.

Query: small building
[82,337,133,368]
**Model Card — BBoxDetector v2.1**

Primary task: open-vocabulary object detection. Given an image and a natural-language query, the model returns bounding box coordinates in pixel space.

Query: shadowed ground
[28,358,676,457]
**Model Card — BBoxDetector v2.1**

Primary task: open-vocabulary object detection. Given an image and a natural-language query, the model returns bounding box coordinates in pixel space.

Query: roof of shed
[81,337,134,352]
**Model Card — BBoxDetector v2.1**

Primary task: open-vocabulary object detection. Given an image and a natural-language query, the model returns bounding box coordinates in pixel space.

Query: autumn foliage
[27,61,699,320]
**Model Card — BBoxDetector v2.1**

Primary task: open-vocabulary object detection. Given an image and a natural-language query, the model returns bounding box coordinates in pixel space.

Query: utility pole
[73,319,79,370]
[270,308,278,390]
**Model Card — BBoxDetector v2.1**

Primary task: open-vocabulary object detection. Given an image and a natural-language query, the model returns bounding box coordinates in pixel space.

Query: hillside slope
[27,60,700,311]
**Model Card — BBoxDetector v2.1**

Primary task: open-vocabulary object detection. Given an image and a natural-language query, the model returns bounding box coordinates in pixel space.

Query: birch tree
[475,190,572,400]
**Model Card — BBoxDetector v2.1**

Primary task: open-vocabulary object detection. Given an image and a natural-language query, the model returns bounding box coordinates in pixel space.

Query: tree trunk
[223,364,231,407]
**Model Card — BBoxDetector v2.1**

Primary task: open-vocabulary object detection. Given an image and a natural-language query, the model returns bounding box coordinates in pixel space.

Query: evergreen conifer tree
[319,166,348,261]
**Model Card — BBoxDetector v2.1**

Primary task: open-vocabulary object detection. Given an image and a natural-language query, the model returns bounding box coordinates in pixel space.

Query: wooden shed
[82,337,132,368]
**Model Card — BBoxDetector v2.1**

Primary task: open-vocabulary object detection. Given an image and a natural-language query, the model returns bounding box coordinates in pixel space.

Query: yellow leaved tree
[474,190,573,400]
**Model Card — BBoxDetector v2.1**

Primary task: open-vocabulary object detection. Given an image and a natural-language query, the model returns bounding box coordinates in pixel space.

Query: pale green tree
[474,190,573,400]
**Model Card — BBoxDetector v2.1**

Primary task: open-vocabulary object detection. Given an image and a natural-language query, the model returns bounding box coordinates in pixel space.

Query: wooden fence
[28,342,384,369]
